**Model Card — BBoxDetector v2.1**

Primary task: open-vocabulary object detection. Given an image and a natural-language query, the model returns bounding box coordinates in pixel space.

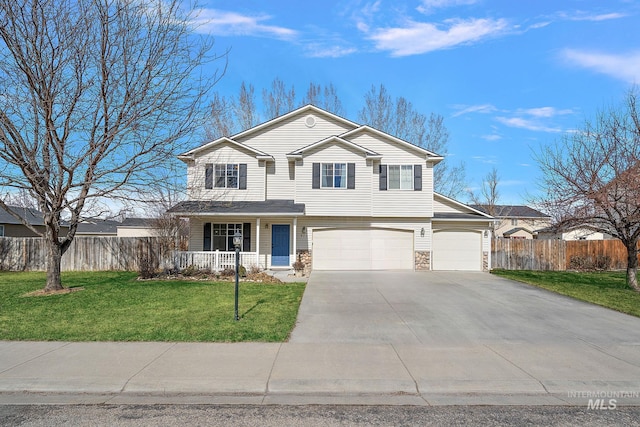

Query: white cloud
[305,44,357,58]
[481,134,502,141]
[367,17,509,56]
[558,11,627,22]
[417,0,479,14]
[451,103,498,117]
[192,9,297,40]
[495,116,562,133]
[562,49,640,83]
[517,107,574,118]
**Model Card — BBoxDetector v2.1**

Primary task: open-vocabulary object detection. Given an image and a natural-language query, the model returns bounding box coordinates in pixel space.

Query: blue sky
[190,0,640,205]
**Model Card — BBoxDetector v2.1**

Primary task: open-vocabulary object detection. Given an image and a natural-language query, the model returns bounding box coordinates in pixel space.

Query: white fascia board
[176,212,306,217]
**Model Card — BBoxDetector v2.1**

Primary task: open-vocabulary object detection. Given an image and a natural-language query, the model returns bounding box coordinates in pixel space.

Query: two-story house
[168,105,493,272]
[471,205,551,239]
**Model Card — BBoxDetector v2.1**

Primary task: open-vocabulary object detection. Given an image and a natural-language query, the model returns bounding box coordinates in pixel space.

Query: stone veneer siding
[414,251,430,270]
[296,249,312,276]
[483,251,489,272]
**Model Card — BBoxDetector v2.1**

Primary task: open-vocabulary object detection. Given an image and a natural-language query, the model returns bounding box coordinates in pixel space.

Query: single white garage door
[313,228,414,270]
[432,230,482,271]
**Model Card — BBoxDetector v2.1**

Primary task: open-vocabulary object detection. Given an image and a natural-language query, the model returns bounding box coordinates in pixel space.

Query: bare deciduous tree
[535,89,640,291]
[302,82,344,116]
[358,84,466,198]
[468,167,501,215]
[236,82,259,131]
[0,0,220,291]
[262,77,297,120]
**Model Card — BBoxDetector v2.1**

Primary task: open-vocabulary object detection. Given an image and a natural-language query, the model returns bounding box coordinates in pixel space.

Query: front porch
[174,250,259,271]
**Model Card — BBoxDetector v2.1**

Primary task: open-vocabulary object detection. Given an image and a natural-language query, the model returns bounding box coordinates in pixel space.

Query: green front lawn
[491,270,640,317]
[0,271,305,342]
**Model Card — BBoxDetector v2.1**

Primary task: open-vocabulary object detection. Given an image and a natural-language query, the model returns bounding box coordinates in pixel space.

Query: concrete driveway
[290,271,640,347]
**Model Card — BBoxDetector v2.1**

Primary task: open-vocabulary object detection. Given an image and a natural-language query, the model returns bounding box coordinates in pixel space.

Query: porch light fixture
[233,229,242,321]
[420,227,425,237]
[302,226,307,234]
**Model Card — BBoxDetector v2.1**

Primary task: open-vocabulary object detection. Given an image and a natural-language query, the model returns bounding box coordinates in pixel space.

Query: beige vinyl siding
[346,132,434,217]
[433,195,470,213]
[187,143,265,201]
[235,113,354,201]
[295,144,371,216]
[297,217,431,252]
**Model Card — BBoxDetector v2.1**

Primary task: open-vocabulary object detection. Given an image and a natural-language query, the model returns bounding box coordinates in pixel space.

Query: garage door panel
[313,228,413,270]
[432,230,481,271]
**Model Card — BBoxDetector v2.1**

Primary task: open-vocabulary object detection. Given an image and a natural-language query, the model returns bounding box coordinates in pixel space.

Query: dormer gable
[286,135,382,160]
[178,137,274,163]
[340,126,444,164]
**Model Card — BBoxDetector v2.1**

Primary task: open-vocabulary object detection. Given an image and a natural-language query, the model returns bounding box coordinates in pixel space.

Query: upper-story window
[215,164,238,188]
[0,224,4,237]
[312,162,355,189]
[511,219,518,226]
[322,163,347,188]
[388,165,414,190]
[205,163,247,190]
[379,164,422,191]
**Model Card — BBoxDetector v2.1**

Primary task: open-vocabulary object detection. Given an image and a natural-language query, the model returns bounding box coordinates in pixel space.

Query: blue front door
[271,225,290,267]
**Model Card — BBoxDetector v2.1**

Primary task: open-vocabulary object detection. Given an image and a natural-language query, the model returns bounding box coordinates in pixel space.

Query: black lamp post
[233,229,242,321]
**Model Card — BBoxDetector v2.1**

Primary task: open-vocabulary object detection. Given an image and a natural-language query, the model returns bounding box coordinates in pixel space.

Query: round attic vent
[304,115,316,128]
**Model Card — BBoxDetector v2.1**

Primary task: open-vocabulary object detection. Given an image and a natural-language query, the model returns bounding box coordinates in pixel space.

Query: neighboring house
[471,205,551,239]
[76,219,120,237]
[116,218,158,237]
[0,205,69,237]
[537,224,615,240]
[168,105,494,272]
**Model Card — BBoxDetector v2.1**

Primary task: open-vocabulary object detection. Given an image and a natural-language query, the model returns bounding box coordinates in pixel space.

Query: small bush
[292,260,305,271]
[569,255,612,271]
[138,256,159,279]
[182,264,198,277]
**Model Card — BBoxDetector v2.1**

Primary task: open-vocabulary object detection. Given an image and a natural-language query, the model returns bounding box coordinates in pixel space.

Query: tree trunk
[625,241,639,292]
[44,239,64,292]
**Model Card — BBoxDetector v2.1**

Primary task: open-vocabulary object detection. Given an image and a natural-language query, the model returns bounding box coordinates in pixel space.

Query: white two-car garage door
[432,229,482,271]
[313,228,414,270]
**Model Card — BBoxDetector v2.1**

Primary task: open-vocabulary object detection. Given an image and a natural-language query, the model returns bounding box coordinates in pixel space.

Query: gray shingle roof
[0,205,45,226]
[76,219,120,235]
[470,205,550,218]
[433,212,491,220]
[167,200,305,215]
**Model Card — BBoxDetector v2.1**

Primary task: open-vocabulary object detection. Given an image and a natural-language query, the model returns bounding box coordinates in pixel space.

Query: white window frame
[214,163,239,189]
[388,165,414,190]
[321,162,347,189]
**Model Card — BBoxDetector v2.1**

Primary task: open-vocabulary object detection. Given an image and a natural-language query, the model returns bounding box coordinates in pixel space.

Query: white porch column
[487,228,492,271]
[292,217,297,268]
[256,218,261,269]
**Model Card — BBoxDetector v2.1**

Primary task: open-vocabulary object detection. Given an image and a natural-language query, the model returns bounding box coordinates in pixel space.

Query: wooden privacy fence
[492,239,638,271]
[0,236,174,272]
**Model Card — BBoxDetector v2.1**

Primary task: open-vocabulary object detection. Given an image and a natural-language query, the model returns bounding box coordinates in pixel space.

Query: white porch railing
[174,251,259,271]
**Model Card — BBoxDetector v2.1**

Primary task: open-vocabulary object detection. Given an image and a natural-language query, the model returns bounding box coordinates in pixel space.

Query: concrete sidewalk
[1,340,640,406]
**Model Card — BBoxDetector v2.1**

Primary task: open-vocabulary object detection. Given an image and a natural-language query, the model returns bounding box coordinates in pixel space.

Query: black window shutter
[347,163,355,189]
[379,164,387,191]
[203,223,211,251]
[239,164,247,190]
[414,165,422,191]
[243,222,251,251]
[312,163,320,189]
[205,164,213,189]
